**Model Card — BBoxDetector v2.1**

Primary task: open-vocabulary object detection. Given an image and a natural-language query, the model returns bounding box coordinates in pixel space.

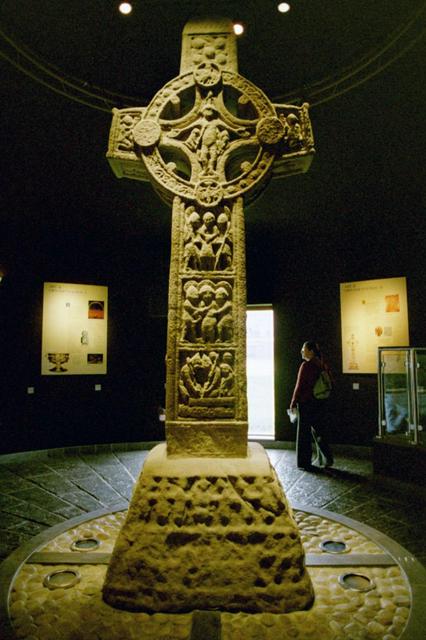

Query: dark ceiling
[1,0,426,287]
[1,0,424,105]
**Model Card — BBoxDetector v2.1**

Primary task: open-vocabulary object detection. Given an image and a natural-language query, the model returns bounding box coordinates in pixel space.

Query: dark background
[1,1,425,453]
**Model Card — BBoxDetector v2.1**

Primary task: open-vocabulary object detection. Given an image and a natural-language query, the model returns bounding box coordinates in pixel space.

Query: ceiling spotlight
[278,2,291,12]
[233,23,244,36]
[119,2,132,15]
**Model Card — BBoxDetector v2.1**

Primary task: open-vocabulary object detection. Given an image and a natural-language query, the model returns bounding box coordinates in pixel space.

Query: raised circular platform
[1,502,425,640]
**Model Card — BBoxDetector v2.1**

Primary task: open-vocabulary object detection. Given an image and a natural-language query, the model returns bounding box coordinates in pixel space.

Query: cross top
[107,17,315,457]
[108,17,314,207]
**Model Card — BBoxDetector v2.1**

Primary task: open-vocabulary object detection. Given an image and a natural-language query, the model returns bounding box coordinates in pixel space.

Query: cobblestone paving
[0,444,424,567]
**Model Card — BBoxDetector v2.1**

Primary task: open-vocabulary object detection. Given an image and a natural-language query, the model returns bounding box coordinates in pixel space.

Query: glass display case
[377,347,426,446]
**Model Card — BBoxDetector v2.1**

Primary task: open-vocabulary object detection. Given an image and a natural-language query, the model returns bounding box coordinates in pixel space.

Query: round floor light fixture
[338,572,375,592]
[70,537,100,551]
[320,539,349,553]
[43,569,81,590]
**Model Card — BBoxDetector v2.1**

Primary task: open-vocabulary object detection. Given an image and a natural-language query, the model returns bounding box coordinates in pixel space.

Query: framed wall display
[41,282,108,375]
[340,277,409,374]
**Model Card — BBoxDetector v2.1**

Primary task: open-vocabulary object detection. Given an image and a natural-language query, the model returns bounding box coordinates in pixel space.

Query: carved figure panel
[178,350,235,418]
[181,280,233,344]
[183,205,233,272]
[165,196,245,430]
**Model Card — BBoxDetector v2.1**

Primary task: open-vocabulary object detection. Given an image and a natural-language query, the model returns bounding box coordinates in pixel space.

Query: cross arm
[271,102,315,179]
[106,107,150,183]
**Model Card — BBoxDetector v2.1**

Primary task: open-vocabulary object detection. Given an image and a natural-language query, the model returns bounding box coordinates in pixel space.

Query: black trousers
[296,400,333,468]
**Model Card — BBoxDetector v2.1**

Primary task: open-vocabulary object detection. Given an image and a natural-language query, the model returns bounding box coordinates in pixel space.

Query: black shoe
[298,464,315,472]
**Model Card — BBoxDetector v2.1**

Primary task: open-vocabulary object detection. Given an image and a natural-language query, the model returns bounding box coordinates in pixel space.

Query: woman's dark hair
[305,341,322,358]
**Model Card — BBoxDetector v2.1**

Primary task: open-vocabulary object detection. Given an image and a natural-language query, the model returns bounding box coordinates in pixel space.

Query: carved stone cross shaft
[103,17,316,613]
[107,17,314,457]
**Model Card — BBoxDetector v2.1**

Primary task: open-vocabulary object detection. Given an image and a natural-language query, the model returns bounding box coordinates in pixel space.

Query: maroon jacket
[290,357,323,409]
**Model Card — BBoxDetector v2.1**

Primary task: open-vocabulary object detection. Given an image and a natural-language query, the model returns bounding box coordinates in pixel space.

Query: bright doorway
[246,306,275,439]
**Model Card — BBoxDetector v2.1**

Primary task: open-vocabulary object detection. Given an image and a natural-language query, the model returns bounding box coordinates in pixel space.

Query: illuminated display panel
[41,282,108,375]
[340,277,409,374]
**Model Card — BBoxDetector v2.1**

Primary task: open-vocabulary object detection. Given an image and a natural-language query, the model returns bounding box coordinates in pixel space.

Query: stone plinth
[102,443,314,613]
[166,420,248,457]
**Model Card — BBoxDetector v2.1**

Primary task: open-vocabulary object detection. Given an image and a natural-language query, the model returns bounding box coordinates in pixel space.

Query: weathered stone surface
[106,18,314,457]
[164,196,248,455]
[9,510,413,640]
[102,444,314,613]
[180,17,238,74]
[166,421,248,457]
[103,15,315,613]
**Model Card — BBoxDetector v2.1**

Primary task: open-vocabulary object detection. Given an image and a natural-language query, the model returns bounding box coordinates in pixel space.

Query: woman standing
[289,341,334,470]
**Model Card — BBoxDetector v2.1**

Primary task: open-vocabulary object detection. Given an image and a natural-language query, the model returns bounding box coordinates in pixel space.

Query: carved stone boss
[107,18,314,457]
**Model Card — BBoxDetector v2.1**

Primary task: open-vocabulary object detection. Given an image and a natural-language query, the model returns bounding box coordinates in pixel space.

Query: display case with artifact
[374,347,426,483]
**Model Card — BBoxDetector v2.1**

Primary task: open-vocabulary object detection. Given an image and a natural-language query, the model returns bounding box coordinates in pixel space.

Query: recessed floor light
[43,570,81,590]
[70,537,100,551]
[339,572,375,592]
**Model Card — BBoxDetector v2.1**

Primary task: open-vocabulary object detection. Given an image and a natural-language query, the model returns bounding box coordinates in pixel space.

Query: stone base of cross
[103,17,315,612]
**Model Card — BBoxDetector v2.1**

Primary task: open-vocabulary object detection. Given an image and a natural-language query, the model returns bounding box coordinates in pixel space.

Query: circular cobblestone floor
[1,505,425,640]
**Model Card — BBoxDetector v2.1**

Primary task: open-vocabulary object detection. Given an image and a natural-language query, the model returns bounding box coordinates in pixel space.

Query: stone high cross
[103,17,315,614]
[107,17,314,457]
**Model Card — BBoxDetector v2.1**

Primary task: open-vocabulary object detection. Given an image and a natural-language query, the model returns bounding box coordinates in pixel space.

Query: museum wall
[248,177,426,446]
[1,64,425,454]
[1,189,425,455]
[0,240,164,454]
